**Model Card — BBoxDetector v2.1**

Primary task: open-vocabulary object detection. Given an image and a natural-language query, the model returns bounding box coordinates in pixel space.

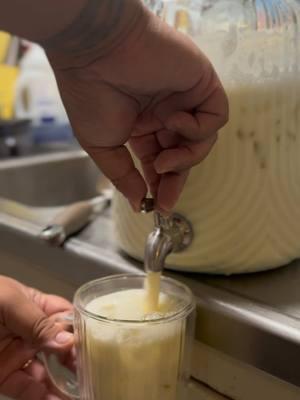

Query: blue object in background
[32,119,75,145]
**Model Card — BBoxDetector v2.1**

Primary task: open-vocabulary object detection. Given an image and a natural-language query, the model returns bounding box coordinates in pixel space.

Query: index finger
[86,144,147,211]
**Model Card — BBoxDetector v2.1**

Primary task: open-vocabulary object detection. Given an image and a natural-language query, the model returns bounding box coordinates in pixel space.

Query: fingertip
[153,151,173,174]
[113,169,147,212]
[155,205,172,215]
[157,197,176,213]
[87,145,148,213]
[130,200,143,213]
[126,180,148,213]
[114,181,146,213]
[154,148,190,174]
[156,171,189,211]
[55,331,74,345]
[154,160,166,174]
[46,395,62,400]
[165,111,199,141]
[44,330,74,351]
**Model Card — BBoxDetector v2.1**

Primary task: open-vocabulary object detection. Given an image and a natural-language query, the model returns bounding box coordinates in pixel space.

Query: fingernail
[55,331,73,344]
[157,207,171,215]
[131,202,140,212]
[154,161,171,174]
[155,166,166,174]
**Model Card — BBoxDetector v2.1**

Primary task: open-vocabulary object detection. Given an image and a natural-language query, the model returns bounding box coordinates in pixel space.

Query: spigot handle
[145,211,193,272]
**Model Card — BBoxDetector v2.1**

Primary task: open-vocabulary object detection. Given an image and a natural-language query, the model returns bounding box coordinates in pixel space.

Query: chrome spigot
[142,199,193,272]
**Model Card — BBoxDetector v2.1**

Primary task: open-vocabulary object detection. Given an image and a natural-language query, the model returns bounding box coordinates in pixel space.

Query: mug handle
[40,313,80,399]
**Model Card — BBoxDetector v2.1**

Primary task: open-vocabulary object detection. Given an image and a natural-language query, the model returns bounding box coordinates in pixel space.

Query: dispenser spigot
[144,206,193,272]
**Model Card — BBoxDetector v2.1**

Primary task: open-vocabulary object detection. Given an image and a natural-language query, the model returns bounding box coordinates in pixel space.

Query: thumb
[2,289,73,350]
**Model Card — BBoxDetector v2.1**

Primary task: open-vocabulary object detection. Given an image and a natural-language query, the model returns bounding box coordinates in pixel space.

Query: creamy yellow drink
[84,288,184,400]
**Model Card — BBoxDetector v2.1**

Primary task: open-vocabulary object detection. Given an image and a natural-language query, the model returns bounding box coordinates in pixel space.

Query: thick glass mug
[44,274,196,400]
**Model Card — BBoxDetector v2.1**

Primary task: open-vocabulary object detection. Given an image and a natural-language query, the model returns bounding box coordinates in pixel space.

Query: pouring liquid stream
[144,271,162,313]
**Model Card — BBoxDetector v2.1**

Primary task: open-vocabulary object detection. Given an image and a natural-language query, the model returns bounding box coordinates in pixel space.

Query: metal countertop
[1,210,300,388]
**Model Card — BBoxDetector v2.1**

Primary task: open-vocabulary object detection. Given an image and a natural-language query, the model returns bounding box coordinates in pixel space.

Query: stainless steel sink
[0,150,100,206]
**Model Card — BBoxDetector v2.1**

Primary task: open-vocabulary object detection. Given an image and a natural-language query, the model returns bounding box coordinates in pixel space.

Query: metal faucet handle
[154,212,193,252]
[144,212,193,272]
[140,198,155,213]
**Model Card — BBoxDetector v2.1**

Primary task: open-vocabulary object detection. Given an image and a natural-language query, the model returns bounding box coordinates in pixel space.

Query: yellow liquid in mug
[85,288,184,400]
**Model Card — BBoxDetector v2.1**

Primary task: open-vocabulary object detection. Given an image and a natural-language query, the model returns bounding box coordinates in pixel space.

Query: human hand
[0,276,73,400]
[46,1,229,212]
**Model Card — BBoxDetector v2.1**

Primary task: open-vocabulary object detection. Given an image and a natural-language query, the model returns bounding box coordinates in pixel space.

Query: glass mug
[44,274,196,400]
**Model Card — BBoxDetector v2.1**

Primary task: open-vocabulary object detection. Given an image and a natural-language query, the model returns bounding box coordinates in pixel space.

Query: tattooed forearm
[0,0,86,43]
[42,0,121,51]
[42,0,144,57]
[0,0,145,60]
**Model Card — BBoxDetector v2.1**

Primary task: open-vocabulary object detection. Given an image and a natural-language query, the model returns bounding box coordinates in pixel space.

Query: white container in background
[15,44,68,125]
